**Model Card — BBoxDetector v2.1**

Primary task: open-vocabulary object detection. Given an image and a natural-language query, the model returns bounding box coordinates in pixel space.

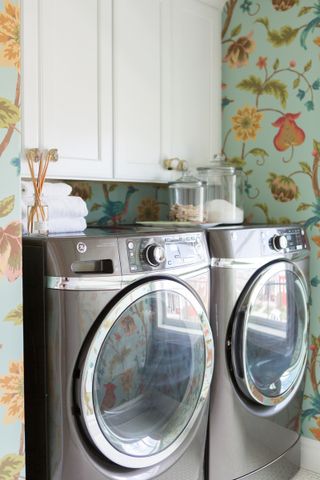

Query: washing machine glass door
[77,278,213,469]
[231,261,308,407]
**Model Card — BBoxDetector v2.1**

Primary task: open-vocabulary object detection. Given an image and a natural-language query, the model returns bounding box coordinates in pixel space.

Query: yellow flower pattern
[231,106,263,142]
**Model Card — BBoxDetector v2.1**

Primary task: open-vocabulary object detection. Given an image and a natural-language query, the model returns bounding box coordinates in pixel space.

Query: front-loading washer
[207,225,310,479]
[23,227,214,480]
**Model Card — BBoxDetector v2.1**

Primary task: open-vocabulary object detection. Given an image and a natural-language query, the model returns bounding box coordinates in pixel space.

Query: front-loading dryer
[207,225,310,479]
[23,227,214,480]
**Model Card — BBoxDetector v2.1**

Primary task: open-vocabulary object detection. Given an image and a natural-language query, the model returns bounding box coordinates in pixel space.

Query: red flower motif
[0,221,22,282]
[272,113,305,152]
[289,60,296,68]
[256,56,267,69]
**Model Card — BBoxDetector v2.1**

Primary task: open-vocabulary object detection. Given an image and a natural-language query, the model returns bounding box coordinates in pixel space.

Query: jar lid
[168,171,206,188]
[197,154,238,175]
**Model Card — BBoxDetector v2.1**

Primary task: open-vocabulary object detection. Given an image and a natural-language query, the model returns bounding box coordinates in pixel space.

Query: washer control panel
[265,227,307,254]
[125,232,207,272]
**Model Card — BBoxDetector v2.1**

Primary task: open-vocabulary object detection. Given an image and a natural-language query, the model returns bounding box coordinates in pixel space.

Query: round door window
[78,279,213,468]
[231,261,308,407]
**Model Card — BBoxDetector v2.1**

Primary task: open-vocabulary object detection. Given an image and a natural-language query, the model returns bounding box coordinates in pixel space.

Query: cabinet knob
[163,158,188,171]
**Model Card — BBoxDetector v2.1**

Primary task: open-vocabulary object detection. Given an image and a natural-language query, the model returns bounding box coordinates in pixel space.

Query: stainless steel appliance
[207,225,310,479]
[23,227,214,480]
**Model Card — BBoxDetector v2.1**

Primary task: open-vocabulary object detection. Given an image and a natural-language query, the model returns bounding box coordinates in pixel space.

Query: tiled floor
[292,470,320,479]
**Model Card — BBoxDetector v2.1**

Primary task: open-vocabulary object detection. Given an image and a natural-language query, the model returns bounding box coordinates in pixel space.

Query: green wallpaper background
[222,0,320,440]
[0,0,25,478]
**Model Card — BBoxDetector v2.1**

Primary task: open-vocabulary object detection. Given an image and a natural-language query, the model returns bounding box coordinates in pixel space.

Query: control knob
[144,244,166,267]
[271,235,288,251]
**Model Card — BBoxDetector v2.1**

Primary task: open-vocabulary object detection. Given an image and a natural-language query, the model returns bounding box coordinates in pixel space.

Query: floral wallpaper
[67,180,169,225]
[0,0,25,478]
[222,0,320,441]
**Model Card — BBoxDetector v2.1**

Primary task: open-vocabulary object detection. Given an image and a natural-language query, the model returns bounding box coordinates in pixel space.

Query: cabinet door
[162,0,221,170]
[113,0,172,182]
[113,0,221,182]
[21,0,113,180]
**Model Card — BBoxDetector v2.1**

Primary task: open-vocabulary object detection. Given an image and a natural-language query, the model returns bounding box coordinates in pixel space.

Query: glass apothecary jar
[168,172,207,223]
[197,154,244,224]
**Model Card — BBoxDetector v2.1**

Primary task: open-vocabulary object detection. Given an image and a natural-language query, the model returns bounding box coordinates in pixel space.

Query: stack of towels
[22,181,88,234]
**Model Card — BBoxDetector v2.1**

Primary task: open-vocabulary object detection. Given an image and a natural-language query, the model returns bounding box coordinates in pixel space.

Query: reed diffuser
[25,148,58,235]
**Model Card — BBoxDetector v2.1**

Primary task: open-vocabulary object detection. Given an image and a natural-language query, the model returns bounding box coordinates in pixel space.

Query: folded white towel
[21,180,72,198]
[21,195,88,219]
[23,217,87,234]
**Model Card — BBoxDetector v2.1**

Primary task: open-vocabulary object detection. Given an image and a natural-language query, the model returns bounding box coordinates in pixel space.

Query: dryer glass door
[231,261,308,407]
[77,278,214,469]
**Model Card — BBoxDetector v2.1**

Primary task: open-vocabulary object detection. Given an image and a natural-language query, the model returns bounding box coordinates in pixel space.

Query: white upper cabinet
[161,0,221,171]
[22,0,113,180]
[21,0,221,182]
[113,0,165,181]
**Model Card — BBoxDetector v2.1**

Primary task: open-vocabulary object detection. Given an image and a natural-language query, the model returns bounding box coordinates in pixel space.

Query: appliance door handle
[231,309,245,381]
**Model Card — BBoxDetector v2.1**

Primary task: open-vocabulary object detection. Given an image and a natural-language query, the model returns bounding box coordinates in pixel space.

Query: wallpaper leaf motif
[299,6,313,16]
[237,75,263,94]
[256,18,300,47]
[261,79,288,108]
[296,202,312,211]
[0,196,14,218]
[0,98,19,129]
[0,221,22,282]
[4,305,22,326]
[0,454,24,480]
[247,148,269,165]
[230,23,242,37]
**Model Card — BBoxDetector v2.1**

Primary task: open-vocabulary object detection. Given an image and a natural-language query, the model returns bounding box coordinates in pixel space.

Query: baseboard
[300,436,320,473]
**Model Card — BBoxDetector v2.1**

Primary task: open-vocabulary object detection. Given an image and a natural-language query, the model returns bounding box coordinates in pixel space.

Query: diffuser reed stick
[25,148,59,234]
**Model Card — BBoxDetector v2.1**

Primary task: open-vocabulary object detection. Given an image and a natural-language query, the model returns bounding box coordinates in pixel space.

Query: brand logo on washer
[77,242,87,254]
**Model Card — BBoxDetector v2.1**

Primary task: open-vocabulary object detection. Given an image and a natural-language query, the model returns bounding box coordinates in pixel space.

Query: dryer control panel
[124,232,208,273]
[263,226,308,255]
[208,225,309,260]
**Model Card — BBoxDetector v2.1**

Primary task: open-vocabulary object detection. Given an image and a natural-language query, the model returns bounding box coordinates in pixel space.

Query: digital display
[178,243,196,258]
[165,241,199,266]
